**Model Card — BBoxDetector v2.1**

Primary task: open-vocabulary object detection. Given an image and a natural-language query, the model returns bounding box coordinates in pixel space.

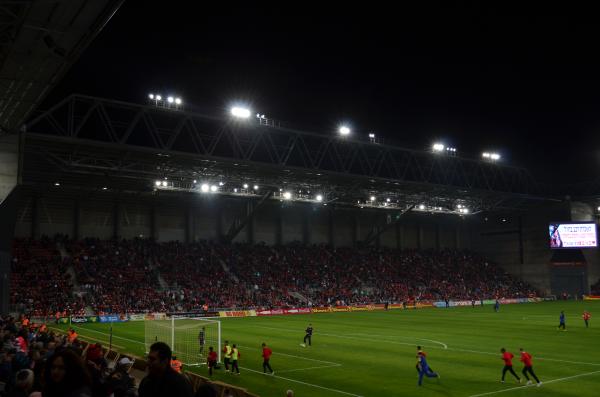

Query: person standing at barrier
[222,340,232,372]
[207,346,218,376]
[231,344,240,375]
[500,348,521,383]
[583,310,591,328]
[262,342,274,375]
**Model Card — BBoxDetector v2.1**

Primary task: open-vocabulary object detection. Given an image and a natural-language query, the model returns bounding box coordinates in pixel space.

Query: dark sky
[45,1,600,184]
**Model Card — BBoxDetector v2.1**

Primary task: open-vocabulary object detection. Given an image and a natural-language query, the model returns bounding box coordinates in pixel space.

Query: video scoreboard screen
[549,222,597,249]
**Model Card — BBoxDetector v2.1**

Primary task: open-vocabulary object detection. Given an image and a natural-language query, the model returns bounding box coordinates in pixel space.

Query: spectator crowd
[10,238,538,317]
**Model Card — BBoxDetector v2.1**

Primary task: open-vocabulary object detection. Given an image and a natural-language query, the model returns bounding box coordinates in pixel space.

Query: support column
[150,205,157,241]
[246,201,254,244]
[185,206,193,243]
[112,201,120,240]
[302,207,310,246]
[31,194,40,239]
[216,203,223,242]
[73,199,80,241]
[275,207,283,245]
[328,208,335,247]
[396,222,402,250]
[351,213,358,247]
[455,224,460,249]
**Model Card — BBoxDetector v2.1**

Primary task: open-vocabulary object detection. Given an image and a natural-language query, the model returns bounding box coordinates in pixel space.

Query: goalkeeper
[198,327,206,355]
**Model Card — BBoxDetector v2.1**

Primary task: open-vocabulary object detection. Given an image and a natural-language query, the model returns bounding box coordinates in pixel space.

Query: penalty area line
[468,370,600,397]
[240,366,363,397]
[275,364,342,374]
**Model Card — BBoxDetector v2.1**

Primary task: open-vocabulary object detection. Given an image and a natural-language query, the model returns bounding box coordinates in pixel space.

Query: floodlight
[339,126,351,135]
[386,198,391,202]
[148,94,154,99]
[54,182,60,186]
[161,181,167,187]
[219,181,224,186]
[463,208,469,213]
[482,152,490,158]
[369,133,375,138]
[243,183,249,189]
[490,153,501,161]
[234,188,238,193]
[253,185,259,190]
[175,98,182,105]
[419,204,425,210]
[201,184,209,192]
[316,195,323,202]
[370,196,376,202]
[167,96,174,103]
[432,143,444,152]
[283,192,292,200]
[210,185,218,192]
[156,95,162,101]
[155,180,161,186]
[193,180,197,184]
[102,187,108,190]
[231,107,251,118]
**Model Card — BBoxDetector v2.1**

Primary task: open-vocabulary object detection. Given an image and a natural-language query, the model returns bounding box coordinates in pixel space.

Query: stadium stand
[591,278,600,295]
[10,237,538,316]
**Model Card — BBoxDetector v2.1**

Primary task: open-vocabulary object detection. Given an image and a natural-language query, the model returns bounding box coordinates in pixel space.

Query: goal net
[144,316,221,366]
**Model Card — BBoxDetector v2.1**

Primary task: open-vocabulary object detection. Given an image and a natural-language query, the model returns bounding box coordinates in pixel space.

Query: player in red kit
[207,346,218,376]
[583,310,591,328]
[519,348,541,387]
[500,348,521,383]
[262,342,274,375]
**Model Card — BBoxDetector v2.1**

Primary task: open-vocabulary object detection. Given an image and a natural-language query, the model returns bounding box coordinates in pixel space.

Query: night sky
[45,2,600,184]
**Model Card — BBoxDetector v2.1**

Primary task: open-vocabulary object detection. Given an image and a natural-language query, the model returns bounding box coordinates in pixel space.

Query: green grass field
[56,301,600,397]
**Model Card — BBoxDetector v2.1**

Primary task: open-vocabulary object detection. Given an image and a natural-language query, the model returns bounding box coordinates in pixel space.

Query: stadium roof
[21,94,562,215]
[0,0,124,135]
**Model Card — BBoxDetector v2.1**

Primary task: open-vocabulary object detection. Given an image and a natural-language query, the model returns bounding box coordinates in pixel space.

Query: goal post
[144,316,221,366]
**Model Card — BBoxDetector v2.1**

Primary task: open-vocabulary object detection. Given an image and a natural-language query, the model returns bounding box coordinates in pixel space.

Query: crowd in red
[10,238,538,316]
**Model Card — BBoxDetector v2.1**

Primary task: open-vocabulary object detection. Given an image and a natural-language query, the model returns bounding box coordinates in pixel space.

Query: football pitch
[56,301,600,397]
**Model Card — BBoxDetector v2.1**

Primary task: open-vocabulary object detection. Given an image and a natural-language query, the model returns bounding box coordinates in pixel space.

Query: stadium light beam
[339,126,351,136]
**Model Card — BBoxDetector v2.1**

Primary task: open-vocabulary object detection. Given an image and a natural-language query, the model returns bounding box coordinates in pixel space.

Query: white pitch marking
[238,344,340,365]
[349,333,448,349]
[468,370,600,397]
[252,325,600,366]
[275,363,342,373]
[68,326,146,345]
[240,366,363,397]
